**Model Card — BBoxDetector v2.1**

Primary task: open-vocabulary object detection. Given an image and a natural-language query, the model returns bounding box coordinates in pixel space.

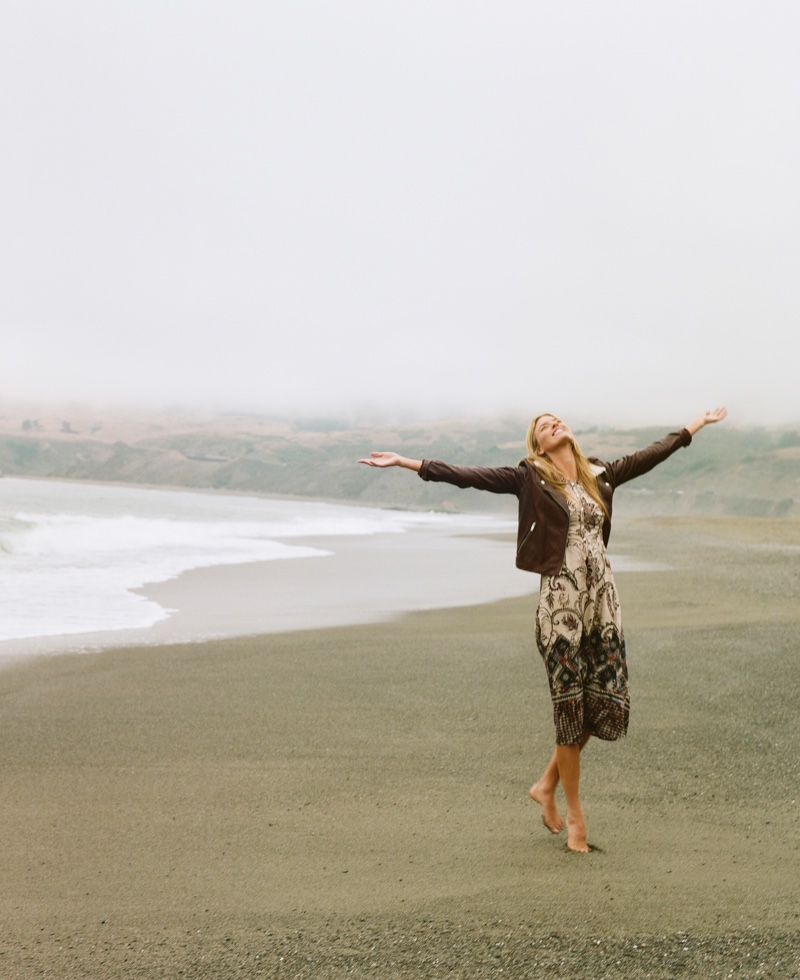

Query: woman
[358,407,727,852]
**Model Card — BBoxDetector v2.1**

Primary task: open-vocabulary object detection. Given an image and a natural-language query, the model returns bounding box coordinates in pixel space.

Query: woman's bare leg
[529,733,590,838]
[556,741,590,852]
[529,749,563,833]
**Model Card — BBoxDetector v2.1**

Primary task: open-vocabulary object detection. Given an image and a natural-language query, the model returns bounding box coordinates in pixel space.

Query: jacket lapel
[528,459,571,514]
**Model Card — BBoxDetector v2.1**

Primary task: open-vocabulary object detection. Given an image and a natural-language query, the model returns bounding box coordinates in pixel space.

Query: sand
[1,516,798,978]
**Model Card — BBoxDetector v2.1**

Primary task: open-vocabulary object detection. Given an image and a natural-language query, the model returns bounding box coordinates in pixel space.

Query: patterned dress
[535,480,629,745]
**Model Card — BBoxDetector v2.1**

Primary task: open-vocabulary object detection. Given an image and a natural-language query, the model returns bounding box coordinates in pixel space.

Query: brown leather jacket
[418,429,692,575]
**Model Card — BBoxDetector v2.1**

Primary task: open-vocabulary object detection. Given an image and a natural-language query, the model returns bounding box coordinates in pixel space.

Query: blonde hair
[525,413,608,516]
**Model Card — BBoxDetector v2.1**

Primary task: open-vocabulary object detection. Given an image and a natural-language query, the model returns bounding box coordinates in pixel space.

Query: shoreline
[2,517,798,977]
[0,524,527,664]
[0,477,520,664]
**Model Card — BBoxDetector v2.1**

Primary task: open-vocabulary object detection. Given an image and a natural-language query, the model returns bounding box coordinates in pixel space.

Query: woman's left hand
[686,407,727,434]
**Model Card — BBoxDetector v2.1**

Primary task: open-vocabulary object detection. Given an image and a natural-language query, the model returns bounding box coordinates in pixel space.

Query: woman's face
[534,415,573,455]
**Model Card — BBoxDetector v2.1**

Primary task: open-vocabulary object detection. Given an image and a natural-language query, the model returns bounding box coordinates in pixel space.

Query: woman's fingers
[357,451,396,466]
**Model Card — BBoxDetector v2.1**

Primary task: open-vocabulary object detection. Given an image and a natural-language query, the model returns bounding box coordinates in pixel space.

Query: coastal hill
[1,404,798,518]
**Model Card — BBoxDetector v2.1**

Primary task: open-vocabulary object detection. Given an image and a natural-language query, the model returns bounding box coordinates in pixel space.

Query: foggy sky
[1,1,798,426]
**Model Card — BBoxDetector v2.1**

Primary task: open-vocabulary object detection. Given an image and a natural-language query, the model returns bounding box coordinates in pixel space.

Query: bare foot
[566,812,590,853]
[529,783,564,834]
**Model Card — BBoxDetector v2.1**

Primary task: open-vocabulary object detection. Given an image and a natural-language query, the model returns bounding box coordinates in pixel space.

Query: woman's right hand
[357,452,422,471]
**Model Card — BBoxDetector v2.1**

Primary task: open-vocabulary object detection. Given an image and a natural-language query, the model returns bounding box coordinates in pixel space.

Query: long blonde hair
[525,414,608,516]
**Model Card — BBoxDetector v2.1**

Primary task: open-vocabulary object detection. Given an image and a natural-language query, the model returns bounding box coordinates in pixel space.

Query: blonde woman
[359,408,726,852]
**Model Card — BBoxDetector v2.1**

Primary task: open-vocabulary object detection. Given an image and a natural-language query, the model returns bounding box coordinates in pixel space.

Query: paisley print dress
[535,480,629,745]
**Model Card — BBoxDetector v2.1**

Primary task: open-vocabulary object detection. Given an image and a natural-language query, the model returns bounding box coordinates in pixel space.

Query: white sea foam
[0,478,513,644]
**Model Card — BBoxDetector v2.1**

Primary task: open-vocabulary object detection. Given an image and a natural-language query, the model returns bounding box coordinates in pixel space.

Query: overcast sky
[1,1,798,427]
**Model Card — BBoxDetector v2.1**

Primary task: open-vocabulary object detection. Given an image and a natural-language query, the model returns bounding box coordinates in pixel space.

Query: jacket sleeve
[604,429,692,488]
[418,459,524,496]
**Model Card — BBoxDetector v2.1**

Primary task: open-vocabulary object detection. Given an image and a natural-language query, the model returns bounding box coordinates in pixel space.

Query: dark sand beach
[1,517,798,978]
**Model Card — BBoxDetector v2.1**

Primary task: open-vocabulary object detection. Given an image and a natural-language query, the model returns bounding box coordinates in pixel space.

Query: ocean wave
[0,478,513,644]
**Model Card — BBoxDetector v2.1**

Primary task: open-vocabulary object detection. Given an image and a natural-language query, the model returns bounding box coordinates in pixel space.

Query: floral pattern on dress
[535,481,629,745]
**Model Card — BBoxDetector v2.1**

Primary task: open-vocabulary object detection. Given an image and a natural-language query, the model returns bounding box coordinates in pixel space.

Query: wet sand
[1,517,798,978]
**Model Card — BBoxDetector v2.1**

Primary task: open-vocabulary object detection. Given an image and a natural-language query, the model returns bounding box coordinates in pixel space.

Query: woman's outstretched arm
[357,452,422,472]
[684,406,728,435]
[359,452,523,493]
[604,407,728,487]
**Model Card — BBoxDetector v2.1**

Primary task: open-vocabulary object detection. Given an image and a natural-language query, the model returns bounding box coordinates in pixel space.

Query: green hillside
[1,413,798,518]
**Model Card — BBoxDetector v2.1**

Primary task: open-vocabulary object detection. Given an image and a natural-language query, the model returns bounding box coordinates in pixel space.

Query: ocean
[0,477,515,647]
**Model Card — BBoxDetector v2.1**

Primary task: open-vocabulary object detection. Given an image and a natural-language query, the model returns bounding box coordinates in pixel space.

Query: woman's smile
[535,416,573,453]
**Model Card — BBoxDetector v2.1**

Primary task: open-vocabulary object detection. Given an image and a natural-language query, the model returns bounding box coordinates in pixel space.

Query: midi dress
[535,480,629,746]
